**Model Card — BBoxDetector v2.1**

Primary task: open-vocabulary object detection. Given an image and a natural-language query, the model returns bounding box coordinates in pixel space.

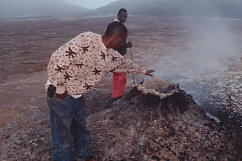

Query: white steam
[153,17,241,82]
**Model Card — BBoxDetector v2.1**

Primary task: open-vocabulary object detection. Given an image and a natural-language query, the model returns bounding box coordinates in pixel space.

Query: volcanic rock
[87,78,241,161]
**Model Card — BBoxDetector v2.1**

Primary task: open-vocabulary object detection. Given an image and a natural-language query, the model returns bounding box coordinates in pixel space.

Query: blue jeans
[47,93,90,161]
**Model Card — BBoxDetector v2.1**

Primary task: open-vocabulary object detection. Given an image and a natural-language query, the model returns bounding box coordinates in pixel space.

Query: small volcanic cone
[87,78,240,161]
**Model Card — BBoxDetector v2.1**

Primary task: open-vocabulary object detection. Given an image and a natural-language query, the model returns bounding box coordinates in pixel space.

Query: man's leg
[112,72,126,98]
[71,96,90,161]
[117,72,127,96]
[47,94,75,161]
[112,72,119,98]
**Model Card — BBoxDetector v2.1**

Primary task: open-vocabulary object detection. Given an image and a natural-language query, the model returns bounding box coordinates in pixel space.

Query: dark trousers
[46,93,90,161]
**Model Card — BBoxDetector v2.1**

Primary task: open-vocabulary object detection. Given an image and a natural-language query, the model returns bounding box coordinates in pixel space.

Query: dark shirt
[117,39,127,56]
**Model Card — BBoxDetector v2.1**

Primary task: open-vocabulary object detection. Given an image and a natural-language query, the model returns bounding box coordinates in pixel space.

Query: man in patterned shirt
[46,21,155,161]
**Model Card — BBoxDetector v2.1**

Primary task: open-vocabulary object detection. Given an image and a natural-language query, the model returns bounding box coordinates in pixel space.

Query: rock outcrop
[87,78,241,161]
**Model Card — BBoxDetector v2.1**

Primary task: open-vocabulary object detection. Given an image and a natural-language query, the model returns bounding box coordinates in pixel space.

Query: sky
[63,0,118,9]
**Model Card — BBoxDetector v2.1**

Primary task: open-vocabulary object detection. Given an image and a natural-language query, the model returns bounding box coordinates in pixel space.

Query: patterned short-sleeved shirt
[47,32,145,96]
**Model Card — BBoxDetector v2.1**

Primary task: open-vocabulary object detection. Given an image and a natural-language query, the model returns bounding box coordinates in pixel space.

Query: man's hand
[126,42,132,48]
[145,70,155,77]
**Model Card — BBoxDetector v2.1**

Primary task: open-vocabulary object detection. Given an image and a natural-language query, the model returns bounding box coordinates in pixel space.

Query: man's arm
[47,49,71,94]
[109,50,155,76]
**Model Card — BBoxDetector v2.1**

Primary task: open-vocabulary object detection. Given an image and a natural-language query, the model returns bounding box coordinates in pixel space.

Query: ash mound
[87,78,240,161]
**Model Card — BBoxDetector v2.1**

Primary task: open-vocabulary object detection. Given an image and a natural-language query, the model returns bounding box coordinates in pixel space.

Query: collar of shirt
[98,33,111,57]
[99,34,107,50]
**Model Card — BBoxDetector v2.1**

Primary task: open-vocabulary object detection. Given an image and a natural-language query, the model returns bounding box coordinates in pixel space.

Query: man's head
[103,21,128,49]
[117,8,128,24]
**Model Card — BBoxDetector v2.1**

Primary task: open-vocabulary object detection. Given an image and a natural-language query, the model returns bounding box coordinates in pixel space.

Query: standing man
[46,22,155,161]
[112,8,132,100]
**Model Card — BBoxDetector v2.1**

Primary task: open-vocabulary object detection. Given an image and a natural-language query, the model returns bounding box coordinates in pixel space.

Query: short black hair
[118,8,127,16]
[105,21,128,36]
